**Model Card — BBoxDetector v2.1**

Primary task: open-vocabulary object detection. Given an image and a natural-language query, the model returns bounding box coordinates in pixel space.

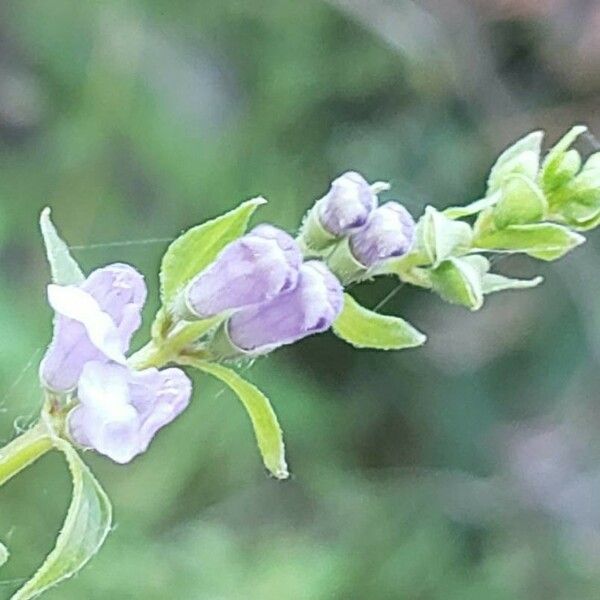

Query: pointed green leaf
[482,273,543,294]
[430,257,484,310]
[0,542,8,568]
[488,131,543,194]
[493,174,547,229]
[474,222,585,261]
[39,208,84,286]
[418,206,473,267]
[160,197,266,304]
[12,440,112,600]
[187,360,288,479]
[332,293,426,350]
[443,193,501,220]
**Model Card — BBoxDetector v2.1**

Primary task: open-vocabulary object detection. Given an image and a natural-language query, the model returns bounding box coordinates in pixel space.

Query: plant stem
[129,318,220,370]
[0,422,53,487]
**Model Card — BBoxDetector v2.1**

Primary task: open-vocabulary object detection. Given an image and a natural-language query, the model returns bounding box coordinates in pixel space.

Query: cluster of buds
[473,126,600,236]
[541,127,600,231]
[172,224,344,358]
[298,171,416,284]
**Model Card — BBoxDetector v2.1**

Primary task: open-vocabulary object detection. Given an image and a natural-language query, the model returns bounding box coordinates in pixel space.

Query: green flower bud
[492,174,547,229]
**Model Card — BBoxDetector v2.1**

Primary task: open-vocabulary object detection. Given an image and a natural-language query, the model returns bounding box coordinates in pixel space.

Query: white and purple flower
[40,263,191,464]
[68,361,191,464]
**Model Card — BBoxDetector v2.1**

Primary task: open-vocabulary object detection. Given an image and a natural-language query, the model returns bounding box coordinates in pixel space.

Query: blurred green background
[2,1,600,598]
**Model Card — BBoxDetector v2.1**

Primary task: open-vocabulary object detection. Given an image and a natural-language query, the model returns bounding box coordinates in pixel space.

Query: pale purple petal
[68,362,140,464]
[349,201,415,267]
[318,171,377,235]
[40,263,146,392]
[186,226,301,318]
[228,260,343,354]
[81,263,147,349]
[68,361,191,464]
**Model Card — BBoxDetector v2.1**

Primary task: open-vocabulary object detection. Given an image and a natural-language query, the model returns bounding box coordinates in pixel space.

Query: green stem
[129,317,221,370]
[128,341,173,370]
[0,422,53,487]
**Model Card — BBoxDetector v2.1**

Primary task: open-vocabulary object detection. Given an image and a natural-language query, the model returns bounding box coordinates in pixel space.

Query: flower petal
[47,284,126,365]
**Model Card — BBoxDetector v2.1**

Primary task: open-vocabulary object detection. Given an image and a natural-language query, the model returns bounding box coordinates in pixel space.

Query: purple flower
[40,263,147,392]
[68,361,191,464]
[184,225,302,318]
[40,262,193,464]
[228,260,343,355]
[318,171,377,236]
[349,201,415,267]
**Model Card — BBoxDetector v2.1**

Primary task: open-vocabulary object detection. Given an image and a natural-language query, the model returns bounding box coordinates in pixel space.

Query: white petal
[47,284,126,364]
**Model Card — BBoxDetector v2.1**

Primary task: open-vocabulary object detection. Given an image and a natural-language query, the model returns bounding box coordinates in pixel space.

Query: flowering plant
[1,125,599,598]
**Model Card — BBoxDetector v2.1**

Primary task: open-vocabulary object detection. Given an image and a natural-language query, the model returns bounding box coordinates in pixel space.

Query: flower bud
[318,171,377,235]
[299,171,379,252]
[220,261,343,356]
[180,225,302,319]
[349,201,416,267]
[546,152,600,230]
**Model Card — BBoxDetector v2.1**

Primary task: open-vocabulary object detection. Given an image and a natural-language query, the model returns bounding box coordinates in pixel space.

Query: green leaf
[474,222,585,261]
[332,293,426,350]
[39,208,85,286]
[488,131,543,194]
[418,206,472,267]
[187,360,288,480]
[12,439,112,600]
[482,273,543,294]
[160,197,266,304]
[0,541,8,568]
[492,174,547,229]
[443,193,501,220]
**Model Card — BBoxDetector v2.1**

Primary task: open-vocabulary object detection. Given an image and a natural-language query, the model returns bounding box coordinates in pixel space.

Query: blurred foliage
[2,0,600,598]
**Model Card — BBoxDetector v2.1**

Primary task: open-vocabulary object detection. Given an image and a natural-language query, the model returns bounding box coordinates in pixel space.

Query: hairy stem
[0,422,53,487]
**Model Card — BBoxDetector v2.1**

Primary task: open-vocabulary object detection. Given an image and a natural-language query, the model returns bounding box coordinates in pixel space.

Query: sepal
[492,174,547,229]
[540,125,587,195]
[325,238,369,284]
[481,273,543,294]
[417,206,472,267]
[474,222,585,261]
[297,203,338,253]
[487,131,543,194]
[429,256,485,310]
[443,193,501,220]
